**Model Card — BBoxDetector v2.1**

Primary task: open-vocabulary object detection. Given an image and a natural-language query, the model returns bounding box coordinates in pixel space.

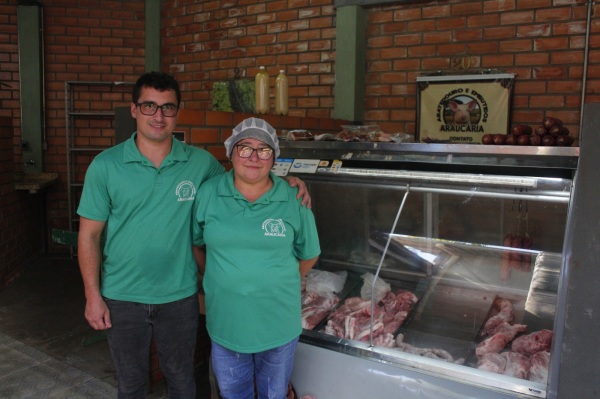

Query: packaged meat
[338,125,377,142]
[301,291,339,330]
[301,270,347,330]
[360,272,391,303]
[314,133,339,141]
[286,129,313,141]
[306,269,347,295]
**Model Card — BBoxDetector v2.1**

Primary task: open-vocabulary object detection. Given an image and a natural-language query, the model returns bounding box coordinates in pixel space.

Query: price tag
[272,158,293,176]
[331,159,342,173]
[290,159,320,174]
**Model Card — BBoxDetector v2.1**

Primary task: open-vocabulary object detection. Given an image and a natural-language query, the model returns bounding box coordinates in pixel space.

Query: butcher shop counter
[276,141,581,399]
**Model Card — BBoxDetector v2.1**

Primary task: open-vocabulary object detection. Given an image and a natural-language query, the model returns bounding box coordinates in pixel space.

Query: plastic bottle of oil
[275,70,289,115]
[254,66,269,114]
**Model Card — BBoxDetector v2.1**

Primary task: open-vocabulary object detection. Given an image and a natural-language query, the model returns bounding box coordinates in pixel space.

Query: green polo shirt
[193,170,320,353]
[77,132,225,304]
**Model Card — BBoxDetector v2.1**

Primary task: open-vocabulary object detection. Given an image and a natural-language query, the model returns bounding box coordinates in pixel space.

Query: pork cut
[482,298,515,336]
[477,352,507,374]
[301,291,340,330]
[511,329,553,356]
[324,290,418,342]
[528,350,551,384]
[395,334,464,364]
[476,322,527,357]
[502,351,531,379]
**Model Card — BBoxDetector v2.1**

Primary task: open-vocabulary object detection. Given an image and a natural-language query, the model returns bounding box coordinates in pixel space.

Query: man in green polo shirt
[77,73,310,398]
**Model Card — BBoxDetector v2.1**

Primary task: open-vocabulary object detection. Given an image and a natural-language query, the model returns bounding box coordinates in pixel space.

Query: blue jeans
[211,338,299,399]
[105,294,199,399]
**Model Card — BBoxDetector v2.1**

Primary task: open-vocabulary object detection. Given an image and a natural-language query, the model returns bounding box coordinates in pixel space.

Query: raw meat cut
[482,298,515,336]
[476,323,527,357]
[324,290,418,342]
[511,329,553,356]
[502,351,531,379]
[395,334,464,364]
[372,332,395,348]
[529,350,550,384]
[477,353,506,374]
[301,291,339,330]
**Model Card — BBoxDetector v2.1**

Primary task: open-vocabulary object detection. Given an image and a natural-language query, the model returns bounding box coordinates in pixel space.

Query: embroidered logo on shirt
[175,180,196,201]
[262,218,286,237]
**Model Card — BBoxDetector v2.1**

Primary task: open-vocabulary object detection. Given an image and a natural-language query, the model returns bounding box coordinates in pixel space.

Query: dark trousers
[105,294,199,399]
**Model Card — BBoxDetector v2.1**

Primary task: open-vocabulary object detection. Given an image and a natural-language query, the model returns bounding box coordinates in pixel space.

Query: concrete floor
[0,256,212,398]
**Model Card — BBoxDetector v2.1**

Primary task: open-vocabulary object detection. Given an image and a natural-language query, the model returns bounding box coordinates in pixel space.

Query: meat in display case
[278,142,580,399]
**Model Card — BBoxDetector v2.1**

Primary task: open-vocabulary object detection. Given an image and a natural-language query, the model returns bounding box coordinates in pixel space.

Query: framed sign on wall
[416,72,515,144]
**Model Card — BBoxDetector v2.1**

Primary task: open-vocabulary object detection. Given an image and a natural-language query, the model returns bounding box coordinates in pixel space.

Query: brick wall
[0,4,42,286]
[0,4,20,122]
[361,0,595,138]
[0,0,597,257]
[162,0,597,141]
[43,1,146,242]
[0,117,42,290]
[179,109,347,166]
[161,0,337,118]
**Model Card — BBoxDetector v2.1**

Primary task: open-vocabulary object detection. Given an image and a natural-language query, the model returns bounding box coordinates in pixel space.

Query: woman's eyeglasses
[235,144,274,160]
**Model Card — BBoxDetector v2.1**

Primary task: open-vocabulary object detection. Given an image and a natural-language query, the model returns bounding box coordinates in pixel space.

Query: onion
[530,135,542,146]
[493,134,506,145]
[505,134,517,145]
[542,135,555,146]
[517,135,530,145]
[481,134,494,145]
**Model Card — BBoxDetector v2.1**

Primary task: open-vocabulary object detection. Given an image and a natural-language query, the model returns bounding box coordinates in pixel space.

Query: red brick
[191,128,220,143]
[530,95,565,108]
[484,26,517,40]
[533,66,568,79]
[501,11,535,25]
[534,37,569,51]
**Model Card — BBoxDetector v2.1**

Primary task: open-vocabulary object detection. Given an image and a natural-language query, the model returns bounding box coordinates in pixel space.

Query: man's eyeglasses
[136,102,179,117]
[235,144,274,160]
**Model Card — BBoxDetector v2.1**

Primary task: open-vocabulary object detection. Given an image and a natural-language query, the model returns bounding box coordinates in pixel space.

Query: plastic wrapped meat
[301,291,339,330]
[286,129,313,141]
[300,270,346,330]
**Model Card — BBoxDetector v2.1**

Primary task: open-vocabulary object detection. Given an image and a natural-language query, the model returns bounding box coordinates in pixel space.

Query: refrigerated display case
[278,140,583,399]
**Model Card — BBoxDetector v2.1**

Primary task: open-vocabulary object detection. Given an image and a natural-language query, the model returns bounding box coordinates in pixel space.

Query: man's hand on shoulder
[284,176,311,208]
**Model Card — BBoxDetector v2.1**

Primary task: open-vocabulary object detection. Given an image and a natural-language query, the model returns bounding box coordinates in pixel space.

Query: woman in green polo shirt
[193,117,320,399]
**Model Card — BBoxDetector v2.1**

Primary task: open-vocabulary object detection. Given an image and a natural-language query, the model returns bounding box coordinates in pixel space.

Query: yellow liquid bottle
[255,66,269,114]
[275,70,289,116]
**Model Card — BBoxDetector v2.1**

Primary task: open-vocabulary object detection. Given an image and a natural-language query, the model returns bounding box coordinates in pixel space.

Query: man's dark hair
[132,72,181,106]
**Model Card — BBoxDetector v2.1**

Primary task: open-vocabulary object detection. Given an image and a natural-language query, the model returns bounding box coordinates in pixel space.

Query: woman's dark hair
[132,72,181,105]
